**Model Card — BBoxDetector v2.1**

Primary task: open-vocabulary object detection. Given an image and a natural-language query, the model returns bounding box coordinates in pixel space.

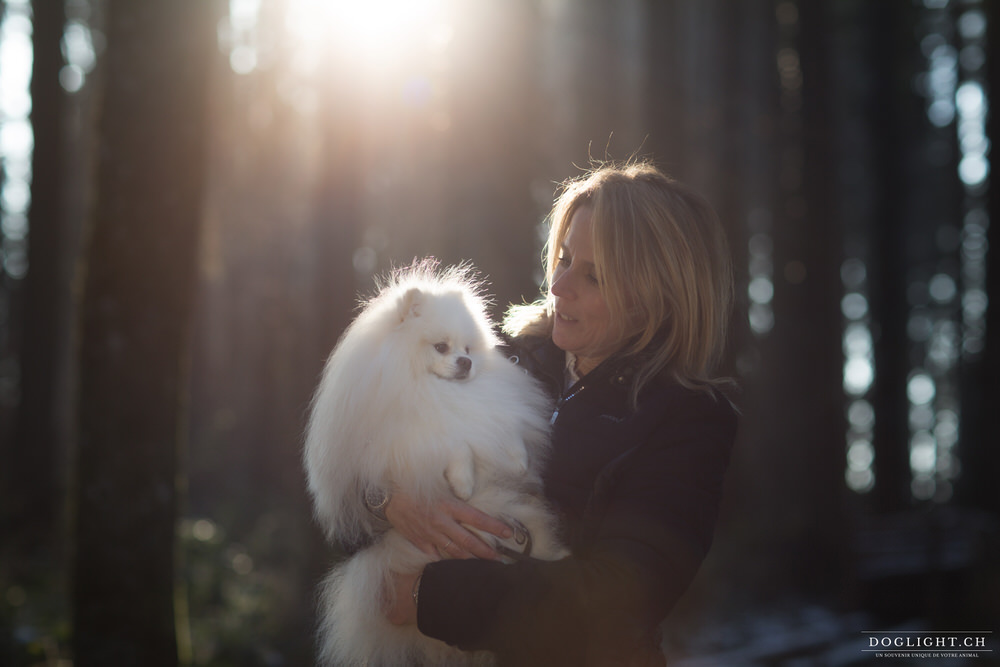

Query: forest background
[1,0,998,665]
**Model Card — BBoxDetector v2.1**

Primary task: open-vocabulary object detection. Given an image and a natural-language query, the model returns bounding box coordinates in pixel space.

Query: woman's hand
[384,569,420,626]
[385,489,512,561]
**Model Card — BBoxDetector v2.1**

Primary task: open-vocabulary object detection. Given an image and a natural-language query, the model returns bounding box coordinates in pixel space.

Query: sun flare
[285,0,453,72]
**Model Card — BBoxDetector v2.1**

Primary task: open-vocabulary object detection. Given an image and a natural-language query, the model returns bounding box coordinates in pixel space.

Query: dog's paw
[444,460,475,501]
[507,444,529,474]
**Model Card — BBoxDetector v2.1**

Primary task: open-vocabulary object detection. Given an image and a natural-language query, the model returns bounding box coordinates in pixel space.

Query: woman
[381,161,738,665]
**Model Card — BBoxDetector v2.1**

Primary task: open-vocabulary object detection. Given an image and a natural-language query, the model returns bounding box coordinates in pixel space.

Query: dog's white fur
[304,262,566,667]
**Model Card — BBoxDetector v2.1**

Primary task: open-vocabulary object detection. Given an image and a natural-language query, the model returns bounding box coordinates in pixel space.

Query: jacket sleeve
[417,390,737,660]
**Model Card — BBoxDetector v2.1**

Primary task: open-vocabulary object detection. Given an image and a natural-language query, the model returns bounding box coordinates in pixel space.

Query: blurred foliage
[1,510,328,667]
[1,546,71,665]
[177,511,329,667]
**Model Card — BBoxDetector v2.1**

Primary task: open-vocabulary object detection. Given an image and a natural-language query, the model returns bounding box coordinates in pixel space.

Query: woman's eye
[557,254,570,266]
[586,273,599,285]
[434,342,449,354]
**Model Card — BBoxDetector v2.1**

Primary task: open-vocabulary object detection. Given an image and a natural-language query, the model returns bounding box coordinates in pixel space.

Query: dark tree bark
[444,0,542,311]
[958,0,1000,517]
[642,0,685,175]
[71,1,220,665]
[708,0,850,604]
[6,0,67,558]
[773,0,851,598]
[867,1,922,514]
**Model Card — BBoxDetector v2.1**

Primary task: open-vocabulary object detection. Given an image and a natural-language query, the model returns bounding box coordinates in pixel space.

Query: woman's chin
[550,326,574,353]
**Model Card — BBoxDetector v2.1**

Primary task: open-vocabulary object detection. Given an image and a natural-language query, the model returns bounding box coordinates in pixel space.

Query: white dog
[304,262,566,667]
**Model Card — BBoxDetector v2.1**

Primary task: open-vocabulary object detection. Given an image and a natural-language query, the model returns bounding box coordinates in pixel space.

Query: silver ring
[443,539,454,551]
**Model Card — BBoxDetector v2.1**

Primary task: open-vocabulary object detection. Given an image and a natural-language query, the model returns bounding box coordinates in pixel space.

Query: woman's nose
[551,270,573,298]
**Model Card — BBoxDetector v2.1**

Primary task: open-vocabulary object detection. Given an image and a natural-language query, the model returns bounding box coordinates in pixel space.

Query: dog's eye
[434,342,449,354]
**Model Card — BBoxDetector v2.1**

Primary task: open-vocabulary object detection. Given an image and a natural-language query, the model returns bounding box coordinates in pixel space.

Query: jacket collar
[520,336,638,397]
[503,331,667,399]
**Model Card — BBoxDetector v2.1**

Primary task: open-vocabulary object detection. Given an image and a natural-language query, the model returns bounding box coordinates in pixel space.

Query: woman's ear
[397,287,423,322]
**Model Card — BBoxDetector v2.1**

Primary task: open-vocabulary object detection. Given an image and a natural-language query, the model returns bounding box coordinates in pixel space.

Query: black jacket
[417,336,739,666]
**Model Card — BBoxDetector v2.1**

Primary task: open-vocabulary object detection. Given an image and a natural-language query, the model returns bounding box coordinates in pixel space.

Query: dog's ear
[397,287,422,322]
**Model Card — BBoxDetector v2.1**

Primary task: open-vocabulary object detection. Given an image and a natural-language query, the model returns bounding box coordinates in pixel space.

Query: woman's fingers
[438,499,509,559]
[450,502,514,539]
[442,526,497,560]
[385,490,506,560]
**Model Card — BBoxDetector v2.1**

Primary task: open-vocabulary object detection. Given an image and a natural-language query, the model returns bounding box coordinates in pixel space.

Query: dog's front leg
[444,449,476,500]
[504,441,529,474]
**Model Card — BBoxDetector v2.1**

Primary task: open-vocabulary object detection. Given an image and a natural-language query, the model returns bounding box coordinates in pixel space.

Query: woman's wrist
[386,569,422,626]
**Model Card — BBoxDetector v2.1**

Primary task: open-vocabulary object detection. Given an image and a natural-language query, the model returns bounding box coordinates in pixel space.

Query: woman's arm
[379,492,514,627]
[414,389,737,658]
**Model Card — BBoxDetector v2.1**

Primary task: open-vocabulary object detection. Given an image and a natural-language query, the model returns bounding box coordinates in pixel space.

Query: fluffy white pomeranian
[304,261,566,667]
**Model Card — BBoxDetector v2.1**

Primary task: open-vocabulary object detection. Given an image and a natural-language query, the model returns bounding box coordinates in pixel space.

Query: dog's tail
[316,534,475,667]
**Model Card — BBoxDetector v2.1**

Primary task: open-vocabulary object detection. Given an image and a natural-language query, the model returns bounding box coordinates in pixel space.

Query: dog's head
[395,285,493,382]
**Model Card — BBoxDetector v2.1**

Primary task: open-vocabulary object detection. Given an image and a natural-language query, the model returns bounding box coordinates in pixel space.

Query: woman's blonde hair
[505,161,734,404]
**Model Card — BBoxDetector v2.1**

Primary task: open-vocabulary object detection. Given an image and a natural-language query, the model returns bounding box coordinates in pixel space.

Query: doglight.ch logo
[863,631,994,660]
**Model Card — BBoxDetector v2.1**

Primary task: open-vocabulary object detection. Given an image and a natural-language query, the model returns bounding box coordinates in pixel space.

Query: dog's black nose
[456,356,472,373]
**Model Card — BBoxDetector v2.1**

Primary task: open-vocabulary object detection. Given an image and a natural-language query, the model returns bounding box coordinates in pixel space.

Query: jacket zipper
[550,380,587,425]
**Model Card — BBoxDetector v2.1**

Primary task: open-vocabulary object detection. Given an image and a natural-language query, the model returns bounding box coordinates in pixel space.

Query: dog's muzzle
[453,356,472,380]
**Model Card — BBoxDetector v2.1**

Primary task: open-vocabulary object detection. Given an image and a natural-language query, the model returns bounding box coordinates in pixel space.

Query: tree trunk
[867,1,920,514]
[957,0,1000,518]
[7,0,67,559]
[71,1,218,665]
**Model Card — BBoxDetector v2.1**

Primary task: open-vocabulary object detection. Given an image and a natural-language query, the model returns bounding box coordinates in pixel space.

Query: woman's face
[550,206,620,376]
